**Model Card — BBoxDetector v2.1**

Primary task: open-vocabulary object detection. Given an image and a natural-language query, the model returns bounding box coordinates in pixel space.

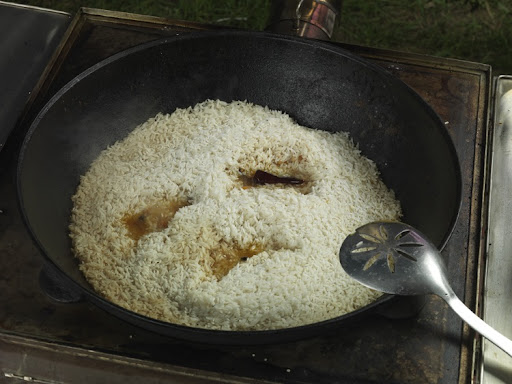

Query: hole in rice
[208,242,264,280]
[237,169,312,194]
[123,199,190,241]
[235,151,312,194]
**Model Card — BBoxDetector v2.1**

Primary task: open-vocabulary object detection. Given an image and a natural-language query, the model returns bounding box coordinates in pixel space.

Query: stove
[0,6,495,384]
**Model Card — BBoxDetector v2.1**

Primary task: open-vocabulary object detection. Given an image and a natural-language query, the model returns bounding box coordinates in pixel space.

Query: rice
[69,99,401,331]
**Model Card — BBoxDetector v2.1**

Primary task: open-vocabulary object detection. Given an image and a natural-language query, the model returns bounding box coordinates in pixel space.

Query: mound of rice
[70,99,401,331]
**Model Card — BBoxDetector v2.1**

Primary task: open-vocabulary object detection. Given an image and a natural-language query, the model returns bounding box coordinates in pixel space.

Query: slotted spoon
[339,221,512,356]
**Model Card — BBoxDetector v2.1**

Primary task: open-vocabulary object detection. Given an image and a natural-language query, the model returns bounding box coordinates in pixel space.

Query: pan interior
[18,31,461,337]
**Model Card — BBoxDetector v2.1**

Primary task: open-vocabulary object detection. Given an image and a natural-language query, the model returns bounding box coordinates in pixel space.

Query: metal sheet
[0,1,70,152]
[481,76,512,383]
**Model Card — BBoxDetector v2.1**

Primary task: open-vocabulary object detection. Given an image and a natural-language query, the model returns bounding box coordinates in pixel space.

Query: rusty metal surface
[0,8,490,384]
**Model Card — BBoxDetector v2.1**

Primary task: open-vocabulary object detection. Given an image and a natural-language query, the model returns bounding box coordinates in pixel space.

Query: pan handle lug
[39,262,84,303]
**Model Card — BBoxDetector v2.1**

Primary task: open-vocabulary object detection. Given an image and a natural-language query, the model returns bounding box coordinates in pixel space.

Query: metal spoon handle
[444,294,512,357]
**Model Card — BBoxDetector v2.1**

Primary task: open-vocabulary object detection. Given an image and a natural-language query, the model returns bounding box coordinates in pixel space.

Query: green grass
[17,0,512,73]
[337,0,512,72]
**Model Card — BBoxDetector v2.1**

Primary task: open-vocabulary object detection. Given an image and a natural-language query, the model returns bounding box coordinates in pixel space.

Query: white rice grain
[69,100,401,330]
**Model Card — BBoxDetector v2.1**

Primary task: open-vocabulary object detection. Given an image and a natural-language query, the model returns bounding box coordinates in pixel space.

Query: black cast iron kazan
[17,31,461,345]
